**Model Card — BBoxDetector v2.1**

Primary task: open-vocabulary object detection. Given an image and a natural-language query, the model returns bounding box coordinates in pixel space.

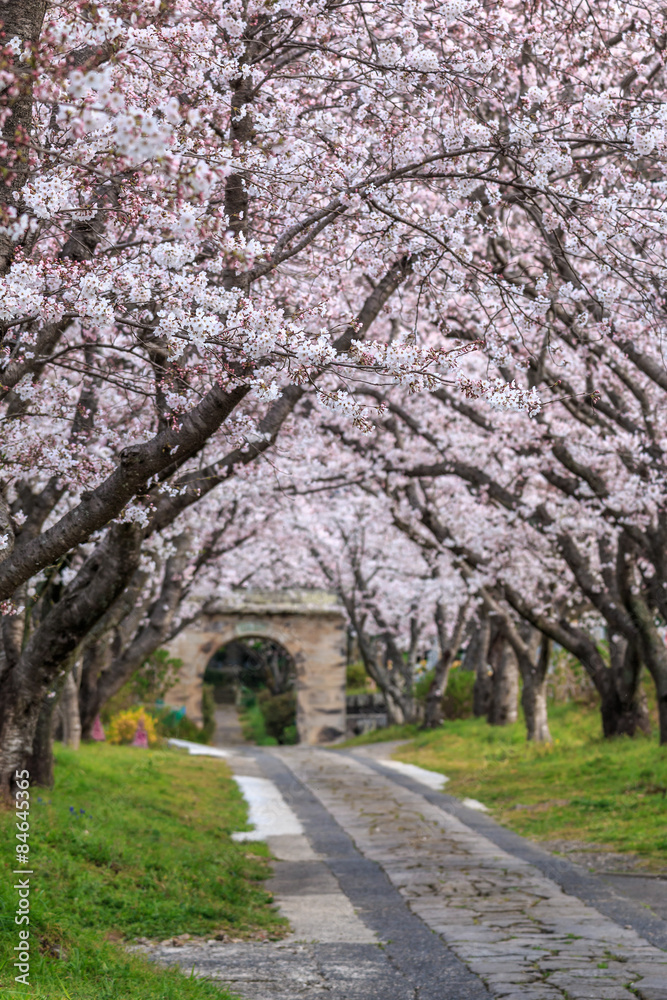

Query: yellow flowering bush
[106,707,160,746]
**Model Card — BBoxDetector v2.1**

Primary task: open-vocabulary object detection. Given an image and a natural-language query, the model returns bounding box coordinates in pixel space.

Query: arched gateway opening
[162,590,347,745]
[204,637,298,743]
[205,637,296,699]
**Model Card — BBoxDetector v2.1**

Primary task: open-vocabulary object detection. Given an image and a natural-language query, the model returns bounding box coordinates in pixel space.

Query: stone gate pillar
[290,609,347,744]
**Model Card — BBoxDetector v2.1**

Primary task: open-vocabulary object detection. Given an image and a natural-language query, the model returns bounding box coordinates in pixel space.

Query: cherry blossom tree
[4,0,667,792]
[311,326,666,743]
[0,0,504,794]
[296,494,457,725]
[211,480,471,726]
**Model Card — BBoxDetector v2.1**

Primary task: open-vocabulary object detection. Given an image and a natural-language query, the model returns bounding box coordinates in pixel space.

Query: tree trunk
[592,659,649,739]
[61,667,82,749]
[476,591,552,743]
[424,653,452,728]
[384,629,420,724]
[79,536,191,734]
[487,633,519,726]
[621,594,667,742]
[600,687,651,738]
[384,690,407,725]
[424,601,468,728]
[515,633,552,743]
[26,690,59,787]
[522,676,550,742]
[520,636,552,742]
[79,640,114,738]
[1,665,68,794]
[473,665,492,716]
[356,633,417,725]
[467,614,492,717]
[606,635,651,736]
[12,665,82,794]
[598,687,646,737]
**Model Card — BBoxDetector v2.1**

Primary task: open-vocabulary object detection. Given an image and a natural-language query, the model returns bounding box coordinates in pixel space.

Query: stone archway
[162,590,347,744]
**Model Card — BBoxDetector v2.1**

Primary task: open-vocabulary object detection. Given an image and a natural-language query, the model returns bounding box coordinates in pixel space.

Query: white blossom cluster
[316,389,372,430]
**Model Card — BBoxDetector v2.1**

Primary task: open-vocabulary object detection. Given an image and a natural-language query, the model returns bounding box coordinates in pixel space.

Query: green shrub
[414,663,472,720]
[346,660,369,692]
[240,685,258,709]
[415,668,435,702]
[156,708,211,744]
[101,650,182,723]
[281,723,298,745]
[257,689,297,743]
[202,682,216,741]
[240,698,278,745]
[442,668,475,719]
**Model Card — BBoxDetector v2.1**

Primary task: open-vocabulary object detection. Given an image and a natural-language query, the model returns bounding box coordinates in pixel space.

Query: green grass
[344,703,667,867]
[0,743,286,999]
[342,723,421,746]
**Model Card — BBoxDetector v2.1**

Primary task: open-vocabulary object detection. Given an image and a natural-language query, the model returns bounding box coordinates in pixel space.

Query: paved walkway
[147,743,667,1000]
[213,704,247,746]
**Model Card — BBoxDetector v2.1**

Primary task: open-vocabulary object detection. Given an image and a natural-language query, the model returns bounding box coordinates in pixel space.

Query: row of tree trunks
[9,586,662,796]
[0,524,143,799]
[464,613,492,717]
[501,585,658,742]
[468,604,658,744]
[372,597,655,746]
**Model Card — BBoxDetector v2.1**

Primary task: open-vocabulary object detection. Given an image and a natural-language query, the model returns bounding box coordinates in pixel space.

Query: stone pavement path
[147,743,667,1000]
[213,704,247,746]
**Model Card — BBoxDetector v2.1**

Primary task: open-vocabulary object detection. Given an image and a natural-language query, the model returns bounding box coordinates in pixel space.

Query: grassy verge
[342,723,421,746]
[0,743,286,999]
[344,703,667,867]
